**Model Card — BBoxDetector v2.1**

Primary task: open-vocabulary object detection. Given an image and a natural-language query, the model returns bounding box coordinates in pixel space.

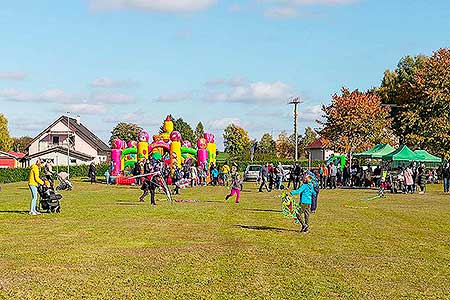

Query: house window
[52,136,60,145]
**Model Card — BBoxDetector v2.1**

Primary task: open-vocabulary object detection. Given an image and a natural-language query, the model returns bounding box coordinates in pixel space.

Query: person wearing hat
[290,174,317,233]
[28,158,44,215]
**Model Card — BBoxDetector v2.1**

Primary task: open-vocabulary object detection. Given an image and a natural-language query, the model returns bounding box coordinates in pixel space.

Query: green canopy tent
[353,144,385,158]
[353,144,395,159]
[370,144,396,159]
[414,150,442,167]
[382,145,421,167]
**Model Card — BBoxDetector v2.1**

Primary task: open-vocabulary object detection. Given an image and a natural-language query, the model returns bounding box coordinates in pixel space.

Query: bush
[0,162,110,184]
[215,159,325,172]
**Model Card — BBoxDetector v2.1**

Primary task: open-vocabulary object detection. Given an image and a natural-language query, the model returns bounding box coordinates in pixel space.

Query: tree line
[319,47,450,159]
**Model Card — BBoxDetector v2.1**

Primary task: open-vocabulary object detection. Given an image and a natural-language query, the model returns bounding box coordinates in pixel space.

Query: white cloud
[0,88,135,105]
[0,72,27,80]
[104,111,161,126]
[155,92,192,102]
[205,77,247,87]
[207,80,294,104]
[0,88,80,103]
[90,77,138,88]
[91,92,135,104]
[229,4,242,12]
[63,104,107,115]
[299,104,322,122]
[89,0,217,12]
[289,0,357,4]
[207,117,241,130]
[265,6,299,18]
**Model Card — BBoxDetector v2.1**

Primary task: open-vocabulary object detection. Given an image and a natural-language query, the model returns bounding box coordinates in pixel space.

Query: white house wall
[29,152,94,167]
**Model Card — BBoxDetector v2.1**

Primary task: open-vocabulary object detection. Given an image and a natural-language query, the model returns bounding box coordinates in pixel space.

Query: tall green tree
[11,136,33,152]
[377,54,428,139]
[194,122,205,140]
[173,118,196,146]
[223,124,251,159]
[299,127,317,157]
[398,48,450,157]
[0,114,12,152]
[109,122,142,146]
[255,133,276,160]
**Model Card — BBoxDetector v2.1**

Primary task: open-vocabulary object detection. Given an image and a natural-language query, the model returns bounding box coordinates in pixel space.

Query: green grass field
[0,180,449,299]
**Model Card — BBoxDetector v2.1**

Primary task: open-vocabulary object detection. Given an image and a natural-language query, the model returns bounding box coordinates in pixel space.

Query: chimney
[76,116,81,125]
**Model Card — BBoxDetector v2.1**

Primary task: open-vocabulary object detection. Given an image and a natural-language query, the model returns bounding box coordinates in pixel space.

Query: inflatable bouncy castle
[110,115,217,181]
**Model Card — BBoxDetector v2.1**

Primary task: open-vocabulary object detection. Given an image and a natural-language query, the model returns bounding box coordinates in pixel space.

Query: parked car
[244,165,262,181]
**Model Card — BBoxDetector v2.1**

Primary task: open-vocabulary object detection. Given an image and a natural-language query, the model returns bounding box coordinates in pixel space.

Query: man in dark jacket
[443,162,450,193]
[88,162,96,184]
[258,163,270,192]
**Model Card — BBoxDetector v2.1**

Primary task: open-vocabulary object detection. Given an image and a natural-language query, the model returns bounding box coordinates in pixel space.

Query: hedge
[215,159,325,172]
[0,162,110,184]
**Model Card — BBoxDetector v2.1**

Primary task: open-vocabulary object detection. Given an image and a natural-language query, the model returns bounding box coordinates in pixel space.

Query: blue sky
[1,0,449,149]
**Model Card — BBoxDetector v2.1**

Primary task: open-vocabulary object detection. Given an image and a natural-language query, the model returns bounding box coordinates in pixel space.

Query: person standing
[291,175,317,233]
[222,163,230,186]
[442,162,450,193]
[139,176,157,205]
[417,163,427,194]
[293,163,301,189]
[258,163,270,192]
[268,164,275,191]
[88,162,96,184]
[329,162,337,189]
[404,165,414,193]
[44,160,54,188]
[133,161,142,185]
[28,158,44,215]
[275,163,284,190]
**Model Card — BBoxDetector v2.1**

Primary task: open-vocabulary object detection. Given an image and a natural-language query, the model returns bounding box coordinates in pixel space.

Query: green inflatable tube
[121,147,137,158]
[181,147,197,156]
[124,160,136,169]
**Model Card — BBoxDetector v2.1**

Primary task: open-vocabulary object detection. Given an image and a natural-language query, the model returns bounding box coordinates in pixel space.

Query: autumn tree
[109,122,142,146]
[223,124,251,160]
[0,114,13,152]
[318,88,395,160]
[255,133,276,160]
[11,136,33,152]
[398,48,450,157]
[276,131,294,159]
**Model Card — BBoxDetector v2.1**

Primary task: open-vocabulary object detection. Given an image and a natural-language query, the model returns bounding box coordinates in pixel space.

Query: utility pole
[66,112,71,177]
[288,97,303,161]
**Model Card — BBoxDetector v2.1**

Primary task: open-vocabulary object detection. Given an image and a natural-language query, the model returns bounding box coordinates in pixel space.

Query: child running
[290,174,317,233]
[225,174,243,204]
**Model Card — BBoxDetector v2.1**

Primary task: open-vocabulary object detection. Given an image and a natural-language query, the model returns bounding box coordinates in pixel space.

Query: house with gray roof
[24,115,110,167]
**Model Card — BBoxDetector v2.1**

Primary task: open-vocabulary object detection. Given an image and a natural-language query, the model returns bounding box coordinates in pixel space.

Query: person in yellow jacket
[221,164,230,186]
[28,158,44,215]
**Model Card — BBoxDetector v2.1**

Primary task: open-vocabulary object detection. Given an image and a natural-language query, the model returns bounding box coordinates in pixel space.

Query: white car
[244,165,262,181]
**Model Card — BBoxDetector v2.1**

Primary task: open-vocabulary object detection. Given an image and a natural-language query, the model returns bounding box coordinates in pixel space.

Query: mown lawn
[0,180,449,300]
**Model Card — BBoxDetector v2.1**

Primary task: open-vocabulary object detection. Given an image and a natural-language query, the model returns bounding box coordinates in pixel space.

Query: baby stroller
[56,172,73,191]
[38,184,62,213]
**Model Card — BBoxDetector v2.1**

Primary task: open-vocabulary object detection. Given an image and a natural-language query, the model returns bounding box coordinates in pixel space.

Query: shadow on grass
[116,200,144,206]
[0,210,29,214]
[235,224,296,232]
[243,208,281,213]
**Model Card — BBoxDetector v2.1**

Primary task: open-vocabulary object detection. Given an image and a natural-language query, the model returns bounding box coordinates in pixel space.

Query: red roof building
[0,151,26,168]
[305,138,334,162]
